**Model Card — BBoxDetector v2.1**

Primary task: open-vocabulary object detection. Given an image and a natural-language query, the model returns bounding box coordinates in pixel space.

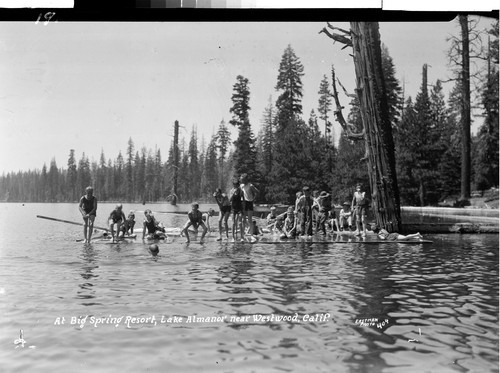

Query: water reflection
[342,240,499,372]
[76,244,100,305]
[216,246,257,308]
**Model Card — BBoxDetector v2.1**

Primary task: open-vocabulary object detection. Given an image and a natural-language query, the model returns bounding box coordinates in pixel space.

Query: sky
[0,16,496,174]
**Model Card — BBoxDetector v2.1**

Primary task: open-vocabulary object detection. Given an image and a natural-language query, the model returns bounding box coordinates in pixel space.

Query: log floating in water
[402,223,499,234]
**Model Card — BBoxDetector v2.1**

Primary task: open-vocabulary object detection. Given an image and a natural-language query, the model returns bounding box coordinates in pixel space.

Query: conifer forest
[1,19,498,207]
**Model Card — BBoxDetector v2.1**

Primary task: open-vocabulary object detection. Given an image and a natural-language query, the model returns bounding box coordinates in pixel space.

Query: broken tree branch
[319,24,353,48]
[330,65,364,140]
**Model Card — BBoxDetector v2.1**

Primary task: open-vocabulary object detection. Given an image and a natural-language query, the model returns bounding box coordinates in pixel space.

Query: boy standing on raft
[214,188,231,241]
[229,180,244,242]
[296,186,314,237]
[240,173,259,242]
[352,183,369,237]
[78,186,97,243]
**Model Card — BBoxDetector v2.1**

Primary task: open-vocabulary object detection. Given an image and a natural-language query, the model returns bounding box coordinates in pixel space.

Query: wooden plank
[37,215,109,231]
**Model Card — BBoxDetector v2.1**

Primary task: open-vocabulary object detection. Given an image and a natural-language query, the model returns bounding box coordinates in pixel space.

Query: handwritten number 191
[36,12,56,25]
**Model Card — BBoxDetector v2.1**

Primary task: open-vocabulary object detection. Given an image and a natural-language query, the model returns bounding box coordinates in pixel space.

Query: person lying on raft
[183,202,208,244]
[371,224,423,241]
[142,209,167,240]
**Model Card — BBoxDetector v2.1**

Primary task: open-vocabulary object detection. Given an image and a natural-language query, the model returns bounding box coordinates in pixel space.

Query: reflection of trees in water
[76,245,100,305]
[216,246,257,308]
[346,238,499,370]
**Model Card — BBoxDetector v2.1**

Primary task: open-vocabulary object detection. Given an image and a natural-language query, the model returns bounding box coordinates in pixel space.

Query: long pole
[36,215,109,231]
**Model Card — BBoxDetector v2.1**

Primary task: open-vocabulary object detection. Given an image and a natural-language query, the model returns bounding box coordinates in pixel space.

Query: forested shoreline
[1,20,498,207]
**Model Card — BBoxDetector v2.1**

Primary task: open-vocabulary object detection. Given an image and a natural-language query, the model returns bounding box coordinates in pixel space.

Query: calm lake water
[0,203,498,373]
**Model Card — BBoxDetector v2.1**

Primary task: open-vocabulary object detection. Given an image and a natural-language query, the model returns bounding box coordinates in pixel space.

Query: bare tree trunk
[350,22,402,232]
[171,120,179,205]
[459,15,471,201]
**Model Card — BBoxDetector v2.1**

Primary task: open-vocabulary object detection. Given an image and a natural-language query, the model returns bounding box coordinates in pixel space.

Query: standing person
[108,204,126,242]
[311,190,320,231]
[352,183,369,237]
[229,179,244,242]
[213,188,231,241]
[315,191,331,235]
[142,209,166,240]
[294,191,303,235]
[240,173,259,241]
[78,186,97,243]
[296,186,314,237]
[182,202,208,244]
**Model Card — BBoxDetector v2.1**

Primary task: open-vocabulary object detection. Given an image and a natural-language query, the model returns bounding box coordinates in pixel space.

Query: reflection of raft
[168,234,433,245]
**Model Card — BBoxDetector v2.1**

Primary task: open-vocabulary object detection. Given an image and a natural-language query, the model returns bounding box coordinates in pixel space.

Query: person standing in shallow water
[352,183,369,237]
[240,173,259,242]
[78,186,97,243]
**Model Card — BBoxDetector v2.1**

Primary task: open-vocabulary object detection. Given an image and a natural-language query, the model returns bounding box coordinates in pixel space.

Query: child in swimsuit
[121,210,136,236]
[142,209,166,240]
[371,224,423,241]
[78,186,97,243]
[229,180,244,242]
[182,202,208,243]
[280,206,297,239]
[108,204,126,242]
[214,188,231,241]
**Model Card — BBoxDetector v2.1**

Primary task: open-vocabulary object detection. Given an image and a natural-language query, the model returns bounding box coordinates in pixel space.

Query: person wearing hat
[339,202,353,232]
[296,186,314,237]
[108,203,126,242]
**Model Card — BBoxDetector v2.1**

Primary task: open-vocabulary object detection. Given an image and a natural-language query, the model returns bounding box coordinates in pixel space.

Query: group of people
[79,179,422,244]
[183,173,260,243]
[263,183,370,239]
[79,186,167,243]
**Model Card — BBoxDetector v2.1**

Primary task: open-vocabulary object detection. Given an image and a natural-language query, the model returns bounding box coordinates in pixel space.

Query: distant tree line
[0,20,497,206]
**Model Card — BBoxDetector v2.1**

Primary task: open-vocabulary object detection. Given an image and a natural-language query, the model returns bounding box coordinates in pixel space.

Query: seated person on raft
[142,209,166,240]
[108,204,126,242]
[280,206,297,239]
[121,210,136,236]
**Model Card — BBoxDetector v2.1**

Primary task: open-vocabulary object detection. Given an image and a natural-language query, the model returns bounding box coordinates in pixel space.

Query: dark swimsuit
[188,211,203,228]
[80,196,96,216]
[109,210,124,223]
[145,218,157,234]
[231,188,243,213]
